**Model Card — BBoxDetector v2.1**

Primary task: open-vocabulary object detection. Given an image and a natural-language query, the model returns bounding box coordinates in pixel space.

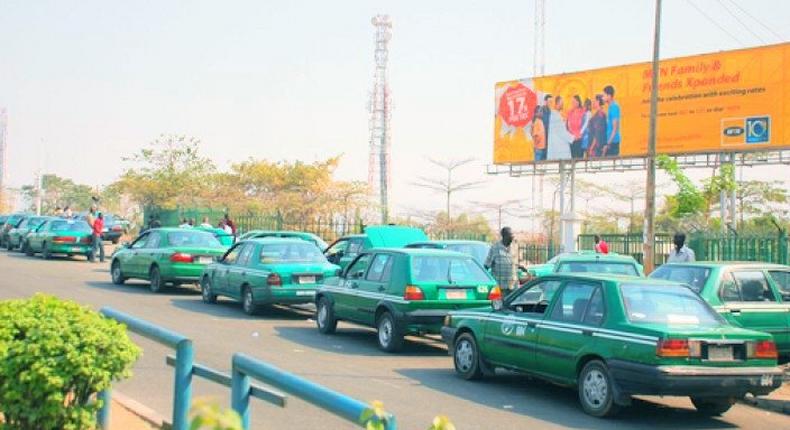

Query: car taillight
[657,339,690,357]
[53,236,76,244]
[267,273,282,286]
[748,340,778,359]
[80,236,93,244]
[112,226,122,231]
[404,286,424,301]
[487,286,502,300]
[170,252,194,263]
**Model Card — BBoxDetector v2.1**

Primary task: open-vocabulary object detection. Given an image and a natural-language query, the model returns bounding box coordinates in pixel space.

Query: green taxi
[110,228,227,293]
[406,240,490,264]
[316,248,500,352]
[324,225,428,270]
[525,251,644,278]
[7,216,53,251]
[194,226,236,247]
[442,274,782,417]
[1,213,28,248]
[237,230,328,251]
[650,262,790,359]
[24,218,94,260]
[200,238,340,315]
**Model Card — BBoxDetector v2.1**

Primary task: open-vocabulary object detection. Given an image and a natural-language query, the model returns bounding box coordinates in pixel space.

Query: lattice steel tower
[368,14,393,224]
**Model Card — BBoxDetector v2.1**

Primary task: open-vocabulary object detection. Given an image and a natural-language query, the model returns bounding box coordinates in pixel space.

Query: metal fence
[517,242,558,265]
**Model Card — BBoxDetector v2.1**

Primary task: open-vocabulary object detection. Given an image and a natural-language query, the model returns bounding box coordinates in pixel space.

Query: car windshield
[166,231,222,248]
[620,283,723,327]
[557,261,639,276]
[648,265,711,292]
[7,215,25,226]
[410,256,491,284]
[26,217,49,228]
[50,220,92,232]
[446,243,490,264]
[260,242,326,263]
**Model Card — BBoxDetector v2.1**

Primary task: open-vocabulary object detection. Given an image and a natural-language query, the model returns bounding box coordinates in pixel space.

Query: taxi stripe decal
[319,286,409,304]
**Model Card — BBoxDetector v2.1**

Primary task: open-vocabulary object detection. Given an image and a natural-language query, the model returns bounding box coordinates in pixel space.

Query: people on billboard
[579,98,593,158]
[542,94,552,147]
[546,96,573,160]
[530,105,547,161]
[566,95,585,158]
[602,85,621,157]
[588,94,608,158]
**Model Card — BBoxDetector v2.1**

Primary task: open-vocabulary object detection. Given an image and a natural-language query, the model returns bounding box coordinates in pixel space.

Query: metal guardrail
[98,307,396,430]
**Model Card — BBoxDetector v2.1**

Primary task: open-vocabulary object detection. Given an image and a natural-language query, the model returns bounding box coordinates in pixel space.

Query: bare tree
[412,158,485,231]
[470,199,524,231]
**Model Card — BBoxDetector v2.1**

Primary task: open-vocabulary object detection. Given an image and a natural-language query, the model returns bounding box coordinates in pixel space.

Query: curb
[743,393,790,415]
[112,390,172,429]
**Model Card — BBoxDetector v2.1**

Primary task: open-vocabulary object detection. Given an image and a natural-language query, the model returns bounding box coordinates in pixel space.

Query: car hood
[364,225,428,248]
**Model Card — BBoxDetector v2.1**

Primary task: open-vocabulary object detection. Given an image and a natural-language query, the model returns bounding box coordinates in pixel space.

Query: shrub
[0,294,140,430]
[189,399,243,430]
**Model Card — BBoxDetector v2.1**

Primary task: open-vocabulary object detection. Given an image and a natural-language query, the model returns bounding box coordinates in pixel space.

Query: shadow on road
[84,280,200,296]
[169,298,313,321]
[395,368,736,429]
[2,252,92,262]
[274,325,448,357]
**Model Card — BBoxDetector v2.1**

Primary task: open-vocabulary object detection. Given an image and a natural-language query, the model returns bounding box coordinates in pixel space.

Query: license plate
[446,290,468,300]
[197,257,213,264]
[707,345,733,361]
[299,276,316,284]
[72,247,83,252]
[761,374,774,387]
[296,290,315,296]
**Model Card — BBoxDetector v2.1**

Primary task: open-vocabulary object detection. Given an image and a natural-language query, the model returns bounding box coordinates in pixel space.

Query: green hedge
[0,294,140,430]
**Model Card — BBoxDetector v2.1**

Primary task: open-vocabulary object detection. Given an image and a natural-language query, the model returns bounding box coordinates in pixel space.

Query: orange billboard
[494,43,790,164]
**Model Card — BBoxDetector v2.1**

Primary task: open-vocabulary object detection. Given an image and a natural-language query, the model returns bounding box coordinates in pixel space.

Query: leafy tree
[735,180,788,228]
[20,174,96,214]
[656,155,706,218]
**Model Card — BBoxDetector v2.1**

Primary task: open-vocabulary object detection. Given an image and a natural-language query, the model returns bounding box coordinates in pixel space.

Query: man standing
[594,235,609,254]
[90,212,105,263]
[601,85,621,157]
[485,227,517,292]
[667,233,695,263]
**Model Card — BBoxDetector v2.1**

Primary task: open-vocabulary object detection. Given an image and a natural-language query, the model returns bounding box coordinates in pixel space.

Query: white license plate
[197,257,213,264]
[761,374,774,387]
[72,247,83,252]
[296,290,315,296]
[446,290,468,300]
[298,276,316,284]
[707,345,733,361]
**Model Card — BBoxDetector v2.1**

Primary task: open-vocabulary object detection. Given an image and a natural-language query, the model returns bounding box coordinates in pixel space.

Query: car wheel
[42,242,51,260]
[112,238,119,245]
[242,286,258,315]
[24,241,34,256]
[6,239,13,251]
[149,266,163,293]
[578,360,620,417]
[376,312,404,353]
[201,277,217,304]
[111,260,126,285]
[316,297,337,334]
[690,397,735,416]
[453,332,484,380]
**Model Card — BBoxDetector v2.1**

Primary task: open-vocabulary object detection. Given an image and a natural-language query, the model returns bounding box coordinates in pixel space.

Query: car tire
[111,260,126,285]
[376,312,404,353]
[242,286,258,315]
[201,276,217,304]
[690,397,735,416]
[6,239,13,251]
[24,241,34,256]
[149,266,164,293]
[578,360,620,418]
[316,297,337,334]
[42,242,51,260]
[112,238,120,245]
[453,332,484,380]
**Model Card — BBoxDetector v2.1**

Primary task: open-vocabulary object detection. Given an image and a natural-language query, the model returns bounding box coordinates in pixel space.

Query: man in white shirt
[667,233,695,263]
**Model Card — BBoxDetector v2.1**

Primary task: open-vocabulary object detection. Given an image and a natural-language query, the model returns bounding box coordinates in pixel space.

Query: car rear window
[50,220,92,232]
[620,283,722,327]
[260,242,326,263]
[648,265,711,292]
[167,231,222,248]
[410,256,491,284]
[446,243,490,264]
[557,261,639,276]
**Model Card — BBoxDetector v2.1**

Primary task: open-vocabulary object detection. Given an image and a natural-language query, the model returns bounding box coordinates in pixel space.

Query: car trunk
[267,263,335,286]
[170,247,226,264]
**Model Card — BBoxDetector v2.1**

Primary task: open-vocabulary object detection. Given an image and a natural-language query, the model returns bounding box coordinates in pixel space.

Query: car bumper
[161,263,210,281]
[608,359,783,397]
[254,287,317,305]
[50,244,92,254]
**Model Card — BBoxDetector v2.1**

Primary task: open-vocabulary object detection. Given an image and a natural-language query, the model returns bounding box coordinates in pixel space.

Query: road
[1,250,787,429]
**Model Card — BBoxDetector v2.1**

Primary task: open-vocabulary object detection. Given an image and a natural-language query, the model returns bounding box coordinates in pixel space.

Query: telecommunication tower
[368,14,393,224]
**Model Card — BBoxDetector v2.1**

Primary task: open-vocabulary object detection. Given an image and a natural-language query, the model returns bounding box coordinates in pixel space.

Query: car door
[534,281,603,381]
[718,270,787,347]
[482,279,562,371]
[324,239,349,267]
[27,221,48,251]
[357,253,395,326]
[333,253,374,323]
[122,233,150,277]
[135,232,162,278]
[214,243,244,295]
[766,270,790,354]
[227,244,255,299]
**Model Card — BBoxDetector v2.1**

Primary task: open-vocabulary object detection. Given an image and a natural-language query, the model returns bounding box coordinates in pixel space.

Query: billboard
[494,43,790,164]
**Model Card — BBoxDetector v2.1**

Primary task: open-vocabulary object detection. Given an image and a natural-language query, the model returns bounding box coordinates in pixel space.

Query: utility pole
[644,0,662,274]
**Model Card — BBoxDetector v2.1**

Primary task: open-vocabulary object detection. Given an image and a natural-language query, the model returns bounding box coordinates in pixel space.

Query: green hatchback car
[650,262,790,359]
[315,248,500,352]
[324,225,428,270]
[110,228,227,293]
[237,230,328,251]
[200,238,340,315]
[24,218,94,260]
[525,251,644,278]
[442,274,782,417]
[7,216,53,251]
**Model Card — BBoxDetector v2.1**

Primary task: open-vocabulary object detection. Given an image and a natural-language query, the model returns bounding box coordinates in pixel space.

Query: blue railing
[98,307,396,430]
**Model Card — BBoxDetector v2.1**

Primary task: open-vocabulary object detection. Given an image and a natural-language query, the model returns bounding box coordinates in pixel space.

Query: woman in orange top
[531,105,546,161]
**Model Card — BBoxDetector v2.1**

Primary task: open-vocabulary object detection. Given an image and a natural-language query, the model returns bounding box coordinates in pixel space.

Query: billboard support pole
[559,161,566,251]
[720,153,727,234]
[729,153,737,232]
[644,0,662,274]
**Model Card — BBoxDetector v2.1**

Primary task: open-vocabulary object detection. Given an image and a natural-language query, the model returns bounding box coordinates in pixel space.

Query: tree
[656,155,706,218]
[735,180,788,228]
[412,158,485,230]
[20,174,95,214]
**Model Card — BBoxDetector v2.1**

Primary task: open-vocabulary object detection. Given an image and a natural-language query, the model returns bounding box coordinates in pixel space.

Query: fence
[98,307,395,430]
[517,242,558,265]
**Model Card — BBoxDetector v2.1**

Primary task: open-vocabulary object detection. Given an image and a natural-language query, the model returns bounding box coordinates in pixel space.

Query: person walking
[90,212,105,263]
[199,216,213,228]
[667,233,695,263]
[594,235,609,254]
[485,227,518,292]
[179,218,191,228]
[223,214,237,236]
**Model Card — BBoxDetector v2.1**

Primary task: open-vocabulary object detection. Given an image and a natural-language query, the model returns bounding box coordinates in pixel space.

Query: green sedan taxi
[442,274,782,417]
[1,213,28,248]
[324,225,428,270]
[237,230,328,251]
[650,262,790,359]
[525,251,644,279]
[316,248,500,352]
[7,216,53,251]
[110,228,227,292]
[200,238,340,315]
[24,218,94,260]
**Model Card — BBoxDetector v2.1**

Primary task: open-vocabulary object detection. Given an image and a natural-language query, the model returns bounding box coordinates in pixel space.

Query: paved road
[1,250,787,429]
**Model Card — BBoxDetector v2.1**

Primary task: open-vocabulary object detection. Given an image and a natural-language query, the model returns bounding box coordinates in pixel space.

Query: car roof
[412,240,489,246]
[241,237,319,245]
[148,227,215,233]
[554,252,638,263]
[541,272,673,284]
[659,261,790,270]
[364,247,471,258]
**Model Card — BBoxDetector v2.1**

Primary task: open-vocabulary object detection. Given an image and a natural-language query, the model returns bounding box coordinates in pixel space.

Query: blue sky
[1,0,788,226]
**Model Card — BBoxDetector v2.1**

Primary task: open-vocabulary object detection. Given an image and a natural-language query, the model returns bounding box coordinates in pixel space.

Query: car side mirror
[492,299,504,311]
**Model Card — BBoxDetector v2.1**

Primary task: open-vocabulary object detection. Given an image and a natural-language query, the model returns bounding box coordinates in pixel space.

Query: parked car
[24,219,94,260]
[101,214,128,244]
[1,213,29,248]
[524,251,644,279]
[237,230,328,251]
[650,262,790,359]
[110,228,228,292]
[324,225,428,270]
[442,273,782,417]
[7,216,53,251]
[194,226,236,247]
[200,238,340,315]
[315,248,500,352]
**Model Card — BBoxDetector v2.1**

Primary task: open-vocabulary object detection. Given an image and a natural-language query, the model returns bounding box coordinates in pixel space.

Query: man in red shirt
[91,212,105,263]
[594,234,609,254]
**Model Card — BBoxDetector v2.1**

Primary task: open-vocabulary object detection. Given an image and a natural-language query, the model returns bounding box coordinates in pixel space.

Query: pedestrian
[63,206,73,218]
[594,235,609,254]
[219,219,233,234]
[53,206,63,216]
[601,85,621,157]
[86,205,98,228]
[188,218,196,227]
[91,212,105,263]
[179,218,191,228]
[223,214,237,235]
[485,227,518,292]
[199,216,213,228]
[150,216,162,229]
[667,233,695,263]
